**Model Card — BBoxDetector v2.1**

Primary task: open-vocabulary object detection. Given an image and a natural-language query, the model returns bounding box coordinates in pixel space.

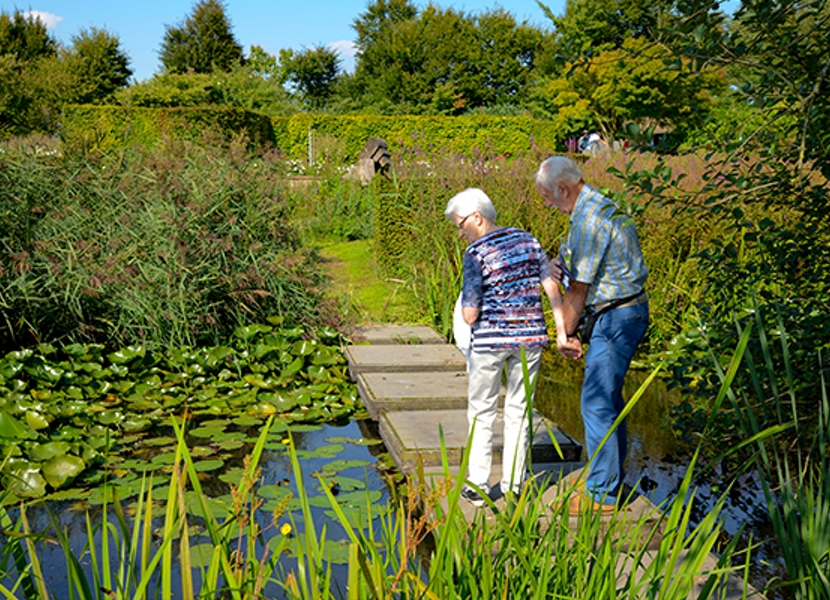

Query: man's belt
[589,289,647,313]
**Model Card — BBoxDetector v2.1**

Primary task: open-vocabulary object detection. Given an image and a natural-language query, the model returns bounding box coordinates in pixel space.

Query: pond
[5,420,393,599]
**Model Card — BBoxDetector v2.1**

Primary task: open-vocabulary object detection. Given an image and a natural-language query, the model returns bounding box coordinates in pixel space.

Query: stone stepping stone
[378,408,582,475]
[344,343,466,377]
[350,324,447,345]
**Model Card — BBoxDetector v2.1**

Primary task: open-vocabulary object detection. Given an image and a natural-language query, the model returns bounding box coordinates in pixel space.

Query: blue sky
[2,1,567,82]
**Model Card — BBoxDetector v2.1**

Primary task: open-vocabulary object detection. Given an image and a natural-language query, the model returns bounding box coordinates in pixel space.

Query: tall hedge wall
[272,113,562,160]
[61,105,275,152]
[61,106,564,160]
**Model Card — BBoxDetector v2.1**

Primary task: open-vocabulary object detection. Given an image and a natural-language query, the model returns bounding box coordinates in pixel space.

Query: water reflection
[535,349,681,471]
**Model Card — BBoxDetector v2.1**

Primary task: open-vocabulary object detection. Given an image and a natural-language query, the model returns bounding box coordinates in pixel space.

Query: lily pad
[216,439,245,451]
[5,466,47,498]
[29,441,72,461]
[42,454,86,489]
[193,459,224,472]
[190,543,216,569]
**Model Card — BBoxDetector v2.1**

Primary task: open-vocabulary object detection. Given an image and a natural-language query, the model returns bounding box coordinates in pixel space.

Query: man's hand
[549,257,564,283]
[557,336,583,360]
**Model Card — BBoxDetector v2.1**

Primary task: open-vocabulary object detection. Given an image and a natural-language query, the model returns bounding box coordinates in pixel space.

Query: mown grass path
[318,239,421,325]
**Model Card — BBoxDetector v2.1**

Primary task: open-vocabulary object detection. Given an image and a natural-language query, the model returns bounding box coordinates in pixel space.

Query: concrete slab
[356,371,508,418]
[345,344,467,377]
[378,408,582,473]
[349,324,446,345]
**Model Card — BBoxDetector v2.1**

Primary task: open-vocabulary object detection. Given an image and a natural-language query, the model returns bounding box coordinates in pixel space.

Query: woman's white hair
[534,156,583,192]
[444,188,497,222]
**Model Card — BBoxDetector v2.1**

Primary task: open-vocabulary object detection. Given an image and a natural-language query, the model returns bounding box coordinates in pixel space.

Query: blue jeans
[582,301,649,505]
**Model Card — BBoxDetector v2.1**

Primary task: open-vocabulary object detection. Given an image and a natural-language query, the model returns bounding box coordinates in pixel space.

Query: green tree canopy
[66,27,132,104]
[159,0,243,74]
[0,10,56,62]
[350,0,547,114]
[535,36,724,139]
[280,45,341,109]
[545,0,677,54]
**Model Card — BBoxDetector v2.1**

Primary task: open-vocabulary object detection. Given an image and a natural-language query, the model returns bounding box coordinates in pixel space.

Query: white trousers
[466,347,542,494]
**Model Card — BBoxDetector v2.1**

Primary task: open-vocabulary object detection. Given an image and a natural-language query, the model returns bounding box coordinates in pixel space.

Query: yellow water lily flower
[280,522,292,536]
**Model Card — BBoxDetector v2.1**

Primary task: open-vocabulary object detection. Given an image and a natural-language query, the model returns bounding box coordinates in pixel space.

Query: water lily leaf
[292,340,316,356]
[122,418,152,433]
[318,459,371,474]
[189,446,214,458]
[232,416,262,427]
[30,441,72,461]
[217,439,245,451]
[310,347,341,366]
[218,467,246,485]
[25,410,50,430]
[282,357,304,377]
[194,459,224,472]
[96,410,124,425]
[286,424,322,433]
[243,374,274,389]
[189,427,223,439]
[190,543,216,569]
[320,475,365,491]
[273,392,298,412]
[6,466,47,498]
[108,345,145,365]
[248,402,276,416]
[42,454,86,489]
[141,436,176,447]
[0,361,23,379]
[258,485,294,501]
[0,410,31,439]
[234,324,272,342]
[306,365,328,381]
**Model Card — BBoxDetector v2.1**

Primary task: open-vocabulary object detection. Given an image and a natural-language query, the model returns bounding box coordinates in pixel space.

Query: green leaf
[42,454,86,489]
[0,410,30,439]
[30,441,72,461]
[107,345,146,365]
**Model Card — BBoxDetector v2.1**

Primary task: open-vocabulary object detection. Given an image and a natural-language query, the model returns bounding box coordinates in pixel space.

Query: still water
[6,420,391,599]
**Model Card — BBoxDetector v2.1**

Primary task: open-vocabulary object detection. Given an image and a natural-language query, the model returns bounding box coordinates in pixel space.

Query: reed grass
[0,139,337,351]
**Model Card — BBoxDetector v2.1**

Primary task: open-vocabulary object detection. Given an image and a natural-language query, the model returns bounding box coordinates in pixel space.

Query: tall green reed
[0,139,335,351]
[708,303,830,598]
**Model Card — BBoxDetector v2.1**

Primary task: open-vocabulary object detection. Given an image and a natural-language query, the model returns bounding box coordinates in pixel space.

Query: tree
[534,36,724,140]
[159,0,243,74]
[543,0,676,55]
[0,9,55,62]
[280,45,341,109]
[350,1,548,114]
[66,27,132,104]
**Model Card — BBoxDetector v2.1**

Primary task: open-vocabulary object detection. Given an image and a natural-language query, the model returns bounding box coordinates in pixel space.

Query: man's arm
[562,280,589,336]
[543,277,585,360]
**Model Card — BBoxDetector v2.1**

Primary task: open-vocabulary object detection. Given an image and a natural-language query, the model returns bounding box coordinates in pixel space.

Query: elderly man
[446,188,567,507]
[535,156,649,515]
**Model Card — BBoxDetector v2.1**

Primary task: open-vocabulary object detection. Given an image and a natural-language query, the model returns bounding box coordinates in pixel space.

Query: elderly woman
[445,188,567,507]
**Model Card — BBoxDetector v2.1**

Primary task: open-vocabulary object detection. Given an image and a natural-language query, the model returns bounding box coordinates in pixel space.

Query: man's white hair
[535,156,583,192]
[444,188,497,222]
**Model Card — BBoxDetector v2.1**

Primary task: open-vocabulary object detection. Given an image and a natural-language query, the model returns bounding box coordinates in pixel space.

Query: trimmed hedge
[61,106,565,160]
[60,105,275,152]
[272,113,562,160]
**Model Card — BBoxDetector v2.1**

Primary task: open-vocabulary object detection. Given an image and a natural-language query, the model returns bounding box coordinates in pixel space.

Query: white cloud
[328,39,357,73]
[22,10,64,30]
